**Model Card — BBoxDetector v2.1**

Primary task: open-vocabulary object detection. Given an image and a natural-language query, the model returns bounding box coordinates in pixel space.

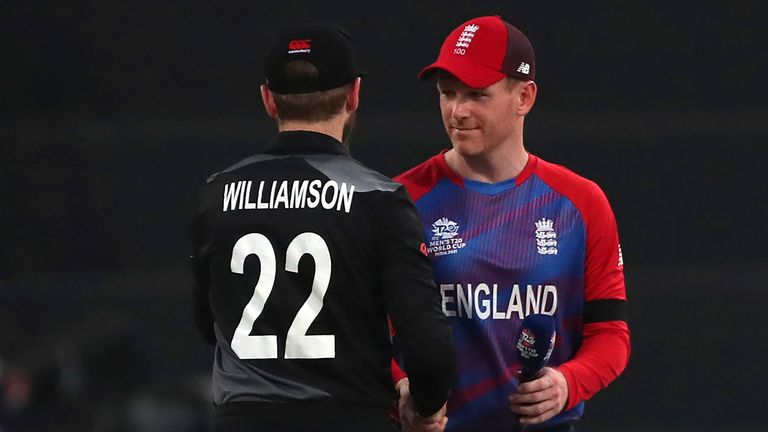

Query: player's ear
[260,84,279,118]
[517,81,537,116]
[345,77,361,112]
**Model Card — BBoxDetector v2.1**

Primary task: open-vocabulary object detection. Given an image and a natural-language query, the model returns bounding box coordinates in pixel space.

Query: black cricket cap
[264,21,365,94]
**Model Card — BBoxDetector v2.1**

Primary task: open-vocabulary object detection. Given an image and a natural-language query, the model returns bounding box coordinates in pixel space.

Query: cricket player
[191,21,456,432]
[393,16,630,432]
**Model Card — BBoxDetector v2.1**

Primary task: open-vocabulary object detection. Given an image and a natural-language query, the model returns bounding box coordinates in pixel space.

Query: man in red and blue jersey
[393,16,630,432]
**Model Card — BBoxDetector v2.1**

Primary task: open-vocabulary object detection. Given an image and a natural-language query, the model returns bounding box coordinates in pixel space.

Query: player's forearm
[390,294,456,416]
[384,266,456,416]
[406,345,456,417]
[381,189,457,415]
[557,320,630,410]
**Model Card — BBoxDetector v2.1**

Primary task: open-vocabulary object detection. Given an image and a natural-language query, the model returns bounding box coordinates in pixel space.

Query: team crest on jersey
[428,218,466,257]
[535,218,558,255]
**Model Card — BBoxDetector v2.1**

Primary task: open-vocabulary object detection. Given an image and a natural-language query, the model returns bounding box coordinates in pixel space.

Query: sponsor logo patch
[288,39,312,54]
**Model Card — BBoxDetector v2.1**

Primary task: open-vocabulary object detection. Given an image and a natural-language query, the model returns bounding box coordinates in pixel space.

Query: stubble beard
[342,112,356,145]
[449,134,486,158]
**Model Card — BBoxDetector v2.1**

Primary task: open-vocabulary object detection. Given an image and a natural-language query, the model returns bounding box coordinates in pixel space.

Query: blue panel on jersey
[463,177,517,195]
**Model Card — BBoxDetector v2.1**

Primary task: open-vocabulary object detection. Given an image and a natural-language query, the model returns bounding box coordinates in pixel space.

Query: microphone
[515,314,556,383]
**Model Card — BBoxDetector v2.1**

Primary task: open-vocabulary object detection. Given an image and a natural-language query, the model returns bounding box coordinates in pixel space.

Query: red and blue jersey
[394,152,630,431]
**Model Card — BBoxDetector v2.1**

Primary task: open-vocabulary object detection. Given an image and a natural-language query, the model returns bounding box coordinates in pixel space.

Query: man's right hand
[396,378,448,432]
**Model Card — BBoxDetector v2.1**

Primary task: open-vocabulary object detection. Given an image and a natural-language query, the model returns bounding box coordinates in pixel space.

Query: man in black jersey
[191,21,456,432]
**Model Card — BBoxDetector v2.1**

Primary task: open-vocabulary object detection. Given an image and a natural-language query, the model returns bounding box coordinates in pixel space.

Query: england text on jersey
[222,179,355,213]
[439,283,558,320]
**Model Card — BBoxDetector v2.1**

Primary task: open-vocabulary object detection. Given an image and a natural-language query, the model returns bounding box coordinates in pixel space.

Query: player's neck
[278,117,344,143]
[445,142,529,184]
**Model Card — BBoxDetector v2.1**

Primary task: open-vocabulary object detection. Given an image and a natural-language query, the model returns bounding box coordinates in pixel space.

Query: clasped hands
[396,367,568,431]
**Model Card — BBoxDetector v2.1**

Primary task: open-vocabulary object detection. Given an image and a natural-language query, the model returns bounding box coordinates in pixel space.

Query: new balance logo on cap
[517,62,531,75]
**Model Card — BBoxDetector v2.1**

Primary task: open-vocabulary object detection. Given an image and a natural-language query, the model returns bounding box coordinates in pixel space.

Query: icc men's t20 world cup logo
[429,217,466,257]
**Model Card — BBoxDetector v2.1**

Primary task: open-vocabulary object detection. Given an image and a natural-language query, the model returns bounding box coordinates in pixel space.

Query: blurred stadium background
[2,1,767,431]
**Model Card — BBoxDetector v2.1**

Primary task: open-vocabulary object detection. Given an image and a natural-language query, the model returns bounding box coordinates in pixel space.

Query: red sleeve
[580,182,626,303]
[537,160,630,410]
[558,320,630,410]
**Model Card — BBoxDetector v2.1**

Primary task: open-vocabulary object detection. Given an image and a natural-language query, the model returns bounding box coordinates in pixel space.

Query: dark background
[2,1,767,431]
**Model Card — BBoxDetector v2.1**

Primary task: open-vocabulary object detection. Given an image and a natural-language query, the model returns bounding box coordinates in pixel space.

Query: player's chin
[450,139,485,157]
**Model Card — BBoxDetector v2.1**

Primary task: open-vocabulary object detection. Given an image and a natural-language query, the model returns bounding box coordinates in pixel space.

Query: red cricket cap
[418,15,536,88]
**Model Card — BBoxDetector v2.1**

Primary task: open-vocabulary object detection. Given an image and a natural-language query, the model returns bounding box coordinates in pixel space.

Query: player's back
[192,131,455,428]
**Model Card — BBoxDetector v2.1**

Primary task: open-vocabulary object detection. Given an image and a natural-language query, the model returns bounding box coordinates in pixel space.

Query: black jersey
[191,131,456,420]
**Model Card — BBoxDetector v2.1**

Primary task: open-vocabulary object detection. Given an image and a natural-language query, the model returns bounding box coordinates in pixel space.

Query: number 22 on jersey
[229,232,334,360]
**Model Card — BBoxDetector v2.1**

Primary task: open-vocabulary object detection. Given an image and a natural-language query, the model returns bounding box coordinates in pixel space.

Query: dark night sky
[3,1,767,118]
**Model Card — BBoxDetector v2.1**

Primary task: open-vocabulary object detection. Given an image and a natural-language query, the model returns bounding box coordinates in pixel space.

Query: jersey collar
[514,153,538,186]
[267,131,349,156]
[436,151,539,192]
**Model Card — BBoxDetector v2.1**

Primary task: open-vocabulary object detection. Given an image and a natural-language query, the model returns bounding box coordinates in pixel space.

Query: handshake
[395,366,569,432]
[396,378,448,432]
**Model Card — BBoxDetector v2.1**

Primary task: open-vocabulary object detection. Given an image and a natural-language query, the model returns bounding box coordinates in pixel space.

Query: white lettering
[244,181,256,209]
[274,181,289,209]
[475,283,491,319]
[238,181,247,209]
[506,284,524,319]
[492,284,505,319]
[337,182,354,213]
[526,285,541,315]
[257,181,268,209]
[321,180,339,210]
[222,179,353,213]
[456,283,472,318]
[291,180,308,208]
[307,180,322,208]
[269,181,277,207]
[542,285,558,315]
[223,181,242,212]
[440,284,456,317]
[439,282,558,320]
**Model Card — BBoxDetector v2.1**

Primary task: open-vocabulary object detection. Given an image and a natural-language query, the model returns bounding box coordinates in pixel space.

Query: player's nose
[451,99,471,119]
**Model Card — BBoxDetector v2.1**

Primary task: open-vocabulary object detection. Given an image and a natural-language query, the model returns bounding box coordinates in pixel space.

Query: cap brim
[418,59,506,89]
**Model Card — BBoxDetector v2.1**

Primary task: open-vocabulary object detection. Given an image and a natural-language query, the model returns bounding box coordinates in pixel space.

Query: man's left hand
[508,367,568,425]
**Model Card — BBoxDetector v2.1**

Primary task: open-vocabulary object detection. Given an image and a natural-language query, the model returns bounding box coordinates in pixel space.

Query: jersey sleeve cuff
[556,364,580,411]
[391,358,407,384]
